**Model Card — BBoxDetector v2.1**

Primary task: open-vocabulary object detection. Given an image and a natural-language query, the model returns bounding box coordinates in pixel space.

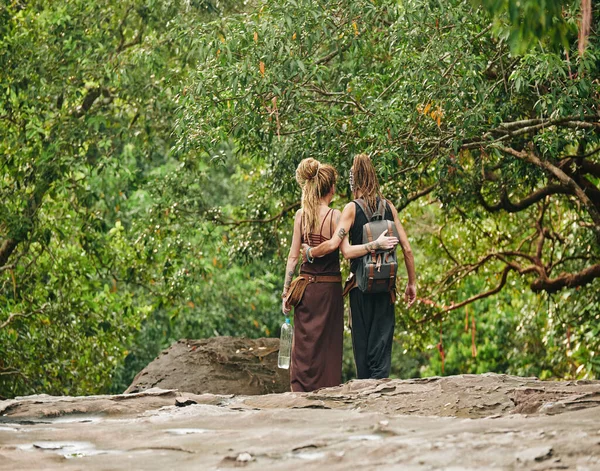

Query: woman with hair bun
[280,158,344,392]
[303,153,416,380]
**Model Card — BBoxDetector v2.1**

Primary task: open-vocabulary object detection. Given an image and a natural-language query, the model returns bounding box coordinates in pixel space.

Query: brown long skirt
[290,281,343,392]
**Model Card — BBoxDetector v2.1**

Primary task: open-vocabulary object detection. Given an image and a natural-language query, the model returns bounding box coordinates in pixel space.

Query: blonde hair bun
[295,158,320,186]
[295,158,338,237]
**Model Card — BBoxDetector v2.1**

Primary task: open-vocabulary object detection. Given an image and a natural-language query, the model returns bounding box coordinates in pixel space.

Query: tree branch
[438,224,460,266]
[550,255,600,272]
[561,145,600,162]
[73,87,111,117]
[473,23,493,41]
[534,202,547,263]
[419,253,600,324]
[116,6,145,54]
[0,303,50,330]
[531,263,600,293]
[0,239,19,269]
[496,115,599,131]
[459,116,599,150]
[396,185,436,211]
[579,159,600,178]
[493,145,600,234]
[442,265,513,313]
[418,265,514,324]
[214,202,301,226]
[312,98,371,115]
[0,368,28,378]
[315,42,352,65]
[479,183,572,213]
[562,121,600,130]
[116,6,134,52]
[0,166,54,271]
[376,75,403,101]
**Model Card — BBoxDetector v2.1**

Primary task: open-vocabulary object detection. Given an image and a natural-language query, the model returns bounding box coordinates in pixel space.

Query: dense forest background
[1,0,598,399]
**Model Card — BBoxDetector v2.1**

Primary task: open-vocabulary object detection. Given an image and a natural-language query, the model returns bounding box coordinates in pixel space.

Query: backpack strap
[355,198,387,221]
[387,220,396,294]
[364,222,377,263]
[374,198,386,220]
[354,198,373,221]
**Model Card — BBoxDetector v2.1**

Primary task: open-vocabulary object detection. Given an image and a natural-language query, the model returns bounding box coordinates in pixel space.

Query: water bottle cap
[285,317,290,324]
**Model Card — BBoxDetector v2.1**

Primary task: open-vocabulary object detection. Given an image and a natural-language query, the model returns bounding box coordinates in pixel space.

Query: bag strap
[342,274,357,297]
[364,223,377,263]
[374,198,386,220]
[368,262,375,291]
[354,198,373,221]
[388,221,396,293]
[355,197,386,221]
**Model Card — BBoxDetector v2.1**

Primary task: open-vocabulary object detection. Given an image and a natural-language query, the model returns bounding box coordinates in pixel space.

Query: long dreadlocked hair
[352,153,382,212]
[295,158,337,237]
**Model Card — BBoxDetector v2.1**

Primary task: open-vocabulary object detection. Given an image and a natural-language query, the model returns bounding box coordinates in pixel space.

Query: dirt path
[1,373,599,470]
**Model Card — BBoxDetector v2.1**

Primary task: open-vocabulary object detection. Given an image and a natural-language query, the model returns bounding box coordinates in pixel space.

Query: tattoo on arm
[365,241,381,253]
[284,270,294,289]
[336,228,347,241]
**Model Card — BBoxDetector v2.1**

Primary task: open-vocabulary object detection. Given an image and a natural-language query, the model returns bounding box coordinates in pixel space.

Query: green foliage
[0,0,254,397]
[2,0,599,399]
[476,0,579,54]
[177,0,599,378]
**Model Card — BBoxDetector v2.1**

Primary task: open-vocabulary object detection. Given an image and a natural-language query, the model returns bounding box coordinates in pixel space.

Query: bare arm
[308,202,356,258]
[389,201,417,306]
[305,202,398,260]
[340,229,398,259]
[281,209,303,313]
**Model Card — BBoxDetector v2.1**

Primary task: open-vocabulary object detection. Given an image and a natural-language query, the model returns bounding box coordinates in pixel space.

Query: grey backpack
[354,198,399,294]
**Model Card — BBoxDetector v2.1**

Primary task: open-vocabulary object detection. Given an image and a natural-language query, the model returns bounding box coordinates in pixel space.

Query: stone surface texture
[1,373,599,470]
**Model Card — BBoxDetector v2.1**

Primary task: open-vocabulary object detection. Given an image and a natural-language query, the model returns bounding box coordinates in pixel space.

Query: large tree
[0,0,286,399]
[3,0,599,398]
[178,0,599,358]
[0,0,216,396]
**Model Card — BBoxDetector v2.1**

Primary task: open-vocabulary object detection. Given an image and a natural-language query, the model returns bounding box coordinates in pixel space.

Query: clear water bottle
[278,317,292,369]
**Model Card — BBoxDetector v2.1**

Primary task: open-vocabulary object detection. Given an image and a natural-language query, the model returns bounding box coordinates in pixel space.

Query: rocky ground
[125,337,290,396]
[1,373,600,470]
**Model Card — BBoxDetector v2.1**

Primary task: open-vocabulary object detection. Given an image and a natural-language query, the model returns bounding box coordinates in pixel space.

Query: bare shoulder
[386,199,399,217]
[331,208,342,227]
[294,208,303,224]
[342,201,356,215]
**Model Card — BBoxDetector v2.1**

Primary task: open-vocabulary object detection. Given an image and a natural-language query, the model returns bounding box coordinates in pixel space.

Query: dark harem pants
[349,289,395,379]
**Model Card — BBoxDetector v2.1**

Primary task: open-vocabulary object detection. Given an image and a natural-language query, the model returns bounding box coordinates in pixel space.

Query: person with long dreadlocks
[281,157,396,391]
[302,154,417,380]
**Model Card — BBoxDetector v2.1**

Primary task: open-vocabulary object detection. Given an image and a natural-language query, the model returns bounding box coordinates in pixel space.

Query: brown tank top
[300,208,341,276]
